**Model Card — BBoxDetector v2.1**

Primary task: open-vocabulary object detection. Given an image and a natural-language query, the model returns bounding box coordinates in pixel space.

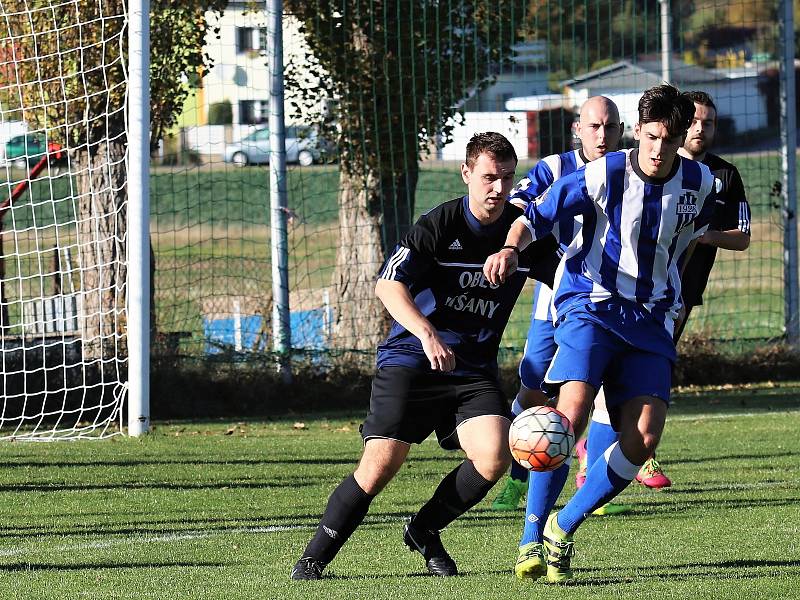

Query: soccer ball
[509,406,575,472]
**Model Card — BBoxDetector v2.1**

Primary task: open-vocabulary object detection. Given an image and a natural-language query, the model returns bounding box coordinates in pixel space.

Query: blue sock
[519,458,571,545]
[509,399,529,483]
[557,443,639,535]
[586,418,618,471]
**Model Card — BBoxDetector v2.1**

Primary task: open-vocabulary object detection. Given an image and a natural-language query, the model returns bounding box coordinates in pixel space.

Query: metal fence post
[268,0,292,382]
[780,0,799,347]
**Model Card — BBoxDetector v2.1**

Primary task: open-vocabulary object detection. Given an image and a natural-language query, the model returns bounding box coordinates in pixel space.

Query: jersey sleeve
[509,161,555,207]
[377,214,438,285]
[719,168,751,234]
[521,170,591,241]
[523,237,561,288]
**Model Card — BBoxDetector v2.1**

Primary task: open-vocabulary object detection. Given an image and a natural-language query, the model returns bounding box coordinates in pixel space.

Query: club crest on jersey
[676,191,698,215]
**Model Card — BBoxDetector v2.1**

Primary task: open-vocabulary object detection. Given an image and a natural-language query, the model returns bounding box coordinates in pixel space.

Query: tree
[284,1,525,351]
[521,0,696,78]
[1,1,226,359]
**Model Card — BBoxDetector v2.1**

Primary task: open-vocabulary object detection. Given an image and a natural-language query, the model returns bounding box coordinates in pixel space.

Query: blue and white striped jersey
[522,148,716,340]
[510,150,586,321]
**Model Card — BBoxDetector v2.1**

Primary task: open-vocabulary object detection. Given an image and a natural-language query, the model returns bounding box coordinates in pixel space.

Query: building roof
[561,58,745,90]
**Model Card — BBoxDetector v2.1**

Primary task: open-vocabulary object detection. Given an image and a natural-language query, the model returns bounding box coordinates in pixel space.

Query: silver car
[223,126,333,167]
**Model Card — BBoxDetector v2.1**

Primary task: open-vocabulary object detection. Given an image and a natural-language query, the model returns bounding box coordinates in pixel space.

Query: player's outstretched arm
[375,279,455,372]
[483,218,532,286]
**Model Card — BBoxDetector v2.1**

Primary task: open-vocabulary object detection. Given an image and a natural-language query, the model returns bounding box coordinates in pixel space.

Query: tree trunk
[379,165,419,254]
[74,141,127,361]
[332,167,386,351]
[331,163,419,352]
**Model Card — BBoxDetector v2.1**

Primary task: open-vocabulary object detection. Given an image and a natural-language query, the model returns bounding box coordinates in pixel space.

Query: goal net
[0,0,128,439]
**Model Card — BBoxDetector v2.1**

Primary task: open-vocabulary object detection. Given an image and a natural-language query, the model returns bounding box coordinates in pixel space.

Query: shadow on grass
[572,558,800,586]
[0,561,227,572]
[2,456,447,470]
[664,450,800,465]
[0,478,316,494]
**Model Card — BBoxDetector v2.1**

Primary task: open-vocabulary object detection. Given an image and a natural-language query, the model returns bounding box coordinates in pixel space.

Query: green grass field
[1,382,799,599]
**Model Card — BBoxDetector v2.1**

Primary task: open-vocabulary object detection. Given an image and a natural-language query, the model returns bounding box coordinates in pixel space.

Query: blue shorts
[544,307,672,407]
[519,318,556,390]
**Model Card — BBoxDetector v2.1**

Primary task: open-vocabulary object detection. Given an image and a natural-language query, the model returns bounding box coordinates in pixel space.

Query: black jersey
[375,196,559,377]
[681,153,751,307]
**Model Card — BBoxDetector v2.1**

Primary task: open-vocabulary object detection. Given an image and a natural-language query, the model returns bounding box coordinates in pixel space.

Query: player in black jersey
[633,90,752,490]
[291,132,559,580]
[676,90,751,338]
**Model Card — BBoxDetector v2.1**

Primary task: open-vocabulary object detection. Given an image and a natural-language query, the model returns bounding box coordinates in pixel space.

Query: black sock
[302,474,375,565]
[412,460,494,532]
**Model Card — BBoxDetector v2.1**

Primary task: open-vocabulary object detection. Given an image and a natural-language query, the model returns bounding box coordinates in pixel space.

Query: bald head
[577,96,623,161]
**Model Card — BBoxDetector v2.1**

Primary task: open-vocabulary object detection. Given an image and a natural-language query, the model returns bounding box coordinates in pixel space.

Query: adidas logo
[448,239,463,250]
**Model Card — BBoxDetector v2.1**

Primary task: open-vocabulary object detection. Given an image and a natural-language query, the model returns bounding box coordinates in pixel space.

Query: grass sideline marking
[0,473,792,561]
[0,517,413,559]
[0,525,311,558]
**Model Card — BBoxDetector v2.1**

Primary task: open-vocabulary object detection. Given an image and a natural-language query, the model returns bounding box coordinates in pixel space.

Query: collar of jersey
[462,196,505,237]
[630,148,682,185]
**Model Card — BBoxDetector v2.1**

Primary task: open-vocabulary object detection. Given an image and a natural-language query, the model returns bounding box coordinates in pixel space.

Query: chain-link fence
[153,1,792,372]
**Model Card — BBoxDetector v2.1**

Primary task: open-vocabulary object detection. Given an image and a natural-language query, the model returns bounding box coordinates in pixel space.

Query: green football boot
[542,512,576,584]
[592,501,632,516]
[490,476,527,511]
[514,542,546,580]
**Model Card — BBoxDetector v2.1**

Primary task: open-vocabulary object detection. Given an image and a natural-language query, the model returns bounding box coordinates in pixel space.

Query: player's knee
[516,384,548,409]
[354,461,398,494]
[620,430,661,464]
[472,453,511,481]
[640,430,661,455]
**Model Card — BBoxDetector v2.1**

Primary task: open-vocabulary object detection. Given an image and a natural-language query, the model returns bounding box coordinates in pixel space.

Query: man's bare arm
[375,279,455,372]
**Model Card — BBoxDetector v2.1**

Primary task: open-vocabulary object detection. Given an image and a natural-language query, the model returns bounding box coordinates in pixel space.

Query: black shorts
[360,367,511,450]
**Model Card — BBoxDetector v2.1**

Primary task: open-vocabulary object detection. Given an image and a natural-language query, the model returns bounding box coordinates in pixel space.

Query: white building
[462,41,550,112]
[557,58,768,140]
[179,3,317,154]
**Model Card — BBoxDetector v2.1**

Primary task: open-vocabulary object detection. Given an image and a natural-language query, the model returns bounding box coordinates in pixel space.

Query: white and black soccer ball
[509,406,575,471]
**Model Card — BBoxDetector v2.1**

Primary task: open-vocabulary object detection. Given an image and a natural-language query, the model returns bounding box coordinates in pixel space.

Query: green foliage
[0,0,227,149]
[284,1,527,172]
[1,1,128,148]
[521,0,670,78]
[207,100,233,125]
[149,1,228,148]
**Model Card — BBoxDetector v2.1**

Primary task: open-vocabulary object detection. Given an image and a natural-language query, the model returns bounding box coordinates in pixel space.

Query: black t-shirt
[376,196,559,377]
[681,153,751,306]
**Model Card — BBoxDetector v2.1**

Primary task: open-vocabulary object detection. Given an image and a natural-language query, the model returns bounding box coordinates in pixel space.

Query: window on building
[236,27,268,54]
[239,100,269,124]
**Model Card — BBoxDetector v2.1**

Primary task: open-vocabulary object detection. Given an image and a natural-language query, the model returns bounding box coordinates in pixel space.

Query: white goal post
[0,0,149,440]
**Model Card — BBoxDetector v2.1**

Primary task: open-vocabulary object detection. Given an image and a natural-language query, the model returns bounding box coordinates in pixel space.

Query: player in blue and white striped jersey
[628,90,754,490]
[491,98,628,526]
[484,84,716,583]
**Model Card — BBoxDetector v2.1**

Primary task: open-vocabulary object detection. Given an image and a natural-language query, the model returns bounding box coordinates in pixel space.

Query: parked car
[223,126,335,167]
[4,133,63,168]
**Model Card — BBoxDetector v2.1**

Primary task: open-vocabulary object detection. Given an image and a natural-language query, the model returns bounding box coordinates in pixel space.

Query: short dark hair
[638,84,695,138]
[685,90,717,115]
[465,132,517,168]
